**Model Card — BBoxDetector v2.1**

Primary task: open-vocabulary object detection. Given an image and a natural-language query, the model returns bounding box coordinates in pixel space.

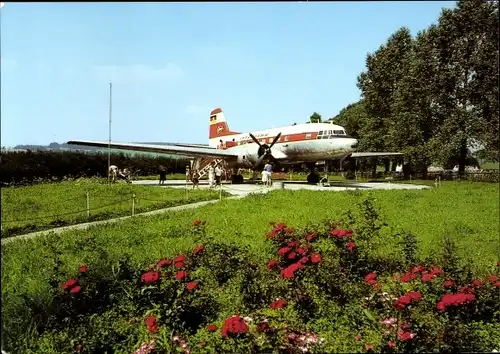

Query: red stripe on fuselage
[216,131,320,149]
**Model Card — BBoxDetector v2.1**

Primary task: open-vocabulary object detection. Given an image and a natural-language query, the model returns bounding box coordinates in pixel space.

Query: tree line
[325,0,498,174]
[0,150,190,186]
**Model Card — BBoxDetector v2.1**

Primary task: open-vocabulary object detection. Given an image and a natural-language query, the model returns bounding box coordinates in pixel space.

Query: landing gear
[306,163,320,184]
[231,174,244,184]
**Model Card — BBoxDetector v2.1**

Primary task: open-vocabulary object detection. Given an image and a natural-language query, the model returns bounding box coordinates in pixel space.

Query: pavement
[2,179,429,245]
[133,179,431,195]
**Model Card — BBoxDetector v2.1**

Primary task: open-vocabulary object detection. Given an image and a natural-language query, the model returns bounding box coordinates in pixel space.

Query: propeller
[249,132,282,169]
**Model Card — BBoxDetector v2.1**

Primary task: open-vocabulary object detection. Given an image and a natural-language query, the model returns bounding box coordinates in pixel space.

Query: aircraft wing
[66,140,237,158]
[350,152,403,158]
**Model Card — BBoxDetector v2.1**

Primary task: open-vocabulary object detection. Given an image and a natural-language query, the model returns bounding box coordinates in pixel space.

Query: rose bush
[5,216,500,353]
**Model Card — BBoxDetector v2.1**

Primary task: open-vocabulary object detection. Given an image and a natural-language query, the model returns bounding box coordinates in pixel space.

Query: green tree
[357,27,415,153]
[308,112,322,123]
[430,0,499,172]
[329,100,367,139]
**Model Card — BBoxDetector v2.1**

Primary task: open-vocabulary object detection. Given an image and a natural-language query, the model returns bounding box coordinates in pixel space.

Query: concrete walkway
[1,198,234,246]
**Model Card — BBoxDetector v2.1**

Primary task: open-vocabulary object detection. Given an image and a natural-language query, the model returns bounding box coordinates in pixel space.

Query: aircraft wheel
[231,174,244,184]
[307,173,320,184]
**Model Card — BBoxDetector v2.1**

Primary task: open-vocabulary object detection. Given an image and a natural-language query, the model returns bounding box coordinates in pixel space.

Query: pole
[132,194,135,216]
[219,181,222,200]
[86,192,90,218]
[108,82,112,184]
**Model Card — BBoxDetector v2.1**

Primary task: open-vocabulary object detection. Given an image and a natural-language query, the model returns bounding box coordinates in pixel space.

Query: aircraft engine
[248,132,282,169]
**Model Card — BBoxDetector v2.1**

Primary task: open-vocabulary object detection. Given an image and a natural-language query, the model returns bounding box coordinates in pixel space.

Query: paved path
[2,180,429,245]
[1,198,232,246]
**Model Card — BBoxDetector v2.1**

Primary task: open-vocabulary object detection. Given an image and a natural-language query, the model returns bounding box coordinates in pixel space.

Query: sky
[1,1,455,147]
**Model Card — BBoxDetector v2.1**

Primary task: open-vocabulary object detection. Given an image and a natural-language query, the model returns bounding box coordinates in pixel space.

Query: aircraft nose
[350,138,358,149]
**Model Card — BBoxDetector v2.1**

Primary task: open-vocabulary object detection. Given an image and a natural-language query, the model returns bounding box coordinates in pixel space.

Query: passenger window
[319,131,323,135]
[305,134,311,140]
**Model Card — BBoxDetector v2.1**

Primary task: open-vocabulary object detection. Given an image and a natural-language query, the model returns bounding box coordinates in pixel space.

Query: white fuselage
[209,123,358,168]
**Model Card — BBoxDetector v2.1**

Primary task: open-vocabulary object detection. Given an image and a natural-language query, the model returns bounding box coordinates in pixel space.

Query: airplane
[67,107,402,184]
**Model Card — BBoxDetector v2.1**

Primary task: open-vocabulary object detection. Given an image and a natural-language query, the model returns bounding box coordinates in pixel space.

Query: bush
[0,150,189,186]
[3,217,500,353]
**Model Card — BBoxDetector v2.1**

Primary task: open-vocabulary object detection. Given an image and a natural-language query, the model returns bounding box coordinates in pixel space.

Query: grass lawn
[1,178,224,238]
[1,180,498,353]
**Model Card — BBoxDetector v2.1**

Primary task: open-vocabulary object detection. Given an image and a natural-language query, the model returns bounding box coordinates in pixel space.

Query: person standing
[108,165,118,183]
[264,162,273,186]
[159,166,167,185]
[192,169,200,189]
[208,165,215,188]
[185,165,191,183]
[214,164,222,186]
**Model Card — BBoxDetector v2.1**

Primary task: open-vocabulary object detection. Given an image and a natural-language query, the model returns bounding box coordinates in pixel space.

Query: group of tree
[329,0,498,173]
[0,150,190,186]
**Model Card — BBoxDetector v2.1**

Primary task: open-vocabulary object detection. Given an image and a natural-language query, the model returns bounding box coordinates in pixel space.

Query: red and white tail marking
[209,108,240,140]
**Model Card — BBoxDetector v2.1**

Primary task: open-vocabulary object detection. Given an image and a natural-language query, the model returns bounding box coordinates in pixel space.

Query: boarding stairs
[191,157,224,179]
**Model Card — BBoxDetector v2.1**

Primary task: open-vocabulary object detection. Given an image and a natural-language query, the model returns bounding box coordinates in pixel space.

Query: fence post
[132,194,136,216]
[86,192,90,218]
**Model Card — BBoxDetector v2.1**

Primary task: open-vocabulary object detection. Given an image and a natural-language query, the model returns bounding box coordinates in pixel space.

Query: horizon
[1,1,454,148]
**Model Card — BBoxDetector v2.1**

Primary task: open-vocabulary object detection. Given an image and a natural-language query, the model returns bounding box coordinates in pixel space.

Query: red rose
[346,241,356,253]
[287,252,297,260]
[270,298,287,309]
[145,315,158,333]
[70,285,81,295]
[193,244,205,256]
[141,271,160,284]
[397,330,416,342]
[387,341,396,349]
[174,255,186,269]
[443,279,455,287]
[487,274,498,283]
[221,315,249,338]
[61,279,79,291]
[207,324,217,332]
[257,321,271,333]
[79,265,88,273]
[157,259,172,268]
[310,253,321,264]
[279,247,292,256]
[176,271,188,281]
[411,265,425,274]
[305,233,316,242]
[364,272,377,285]
[471,279,485,287]
[266,259,279,271]
[193,220,201,226]
[186,281,198,292]
[422,272,434,282]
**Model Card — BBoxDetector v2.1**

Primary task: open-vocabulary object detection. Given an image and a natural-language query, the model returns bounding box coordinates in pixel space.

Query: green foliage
[348,0,499,169]
[309,112,322,124]
[1,180,224,238]
[2,203,499,353]
[0,150,190,187]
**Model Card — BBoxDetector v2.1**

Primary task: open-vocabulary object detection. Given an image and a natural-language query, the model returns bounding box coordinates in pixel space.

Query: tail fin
[209,108,240,140]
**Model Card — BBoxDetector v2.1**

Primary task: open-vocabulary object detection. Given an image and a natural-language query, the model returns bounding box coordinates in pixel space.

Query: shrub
[3,217,500,353]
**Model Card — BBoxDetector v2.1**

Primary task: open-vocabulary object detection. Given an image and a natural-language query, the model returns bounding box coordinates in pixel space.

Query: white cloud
[185,104,210,116]
[1,57,17,70]
[92,63,184,83]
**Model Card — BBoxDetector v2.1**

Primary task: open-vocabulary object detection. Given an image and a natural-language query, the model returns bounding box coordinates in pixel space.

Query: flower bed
[6,219,500,353]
